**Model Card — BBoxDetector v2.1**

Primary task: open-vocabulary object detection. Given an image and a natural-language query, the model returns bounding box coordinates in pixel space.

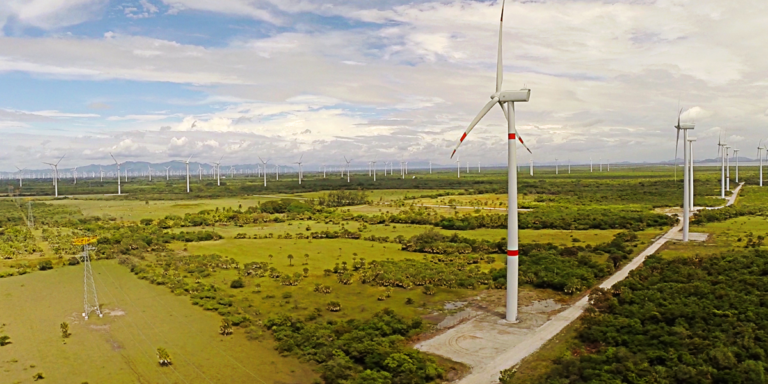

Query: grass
[0,260,315,383]
[44,196,276,221]
[507,318,583,383]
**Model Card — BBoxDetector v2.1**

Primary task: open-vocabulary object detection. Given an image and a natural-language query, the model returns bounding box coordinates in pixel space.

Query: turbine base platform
[668,232,709,242]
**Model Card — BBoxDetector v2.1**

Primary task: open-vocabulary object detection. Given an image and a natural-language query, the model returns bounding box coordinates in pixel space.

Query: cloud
[1,0,108,30]
[169,136,188,147]
[87,102,111,110]
[107,114,174,121]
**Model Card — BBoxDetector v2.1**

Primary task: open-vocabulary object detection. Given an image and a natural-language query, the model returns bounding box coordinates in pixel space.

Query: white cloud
[169,136,188,146]
[0,0,107,30]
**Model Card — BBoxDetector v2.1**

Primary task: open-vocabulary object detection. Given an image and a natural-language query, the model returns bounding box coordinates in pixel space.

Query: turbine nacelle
[496,89,531,103]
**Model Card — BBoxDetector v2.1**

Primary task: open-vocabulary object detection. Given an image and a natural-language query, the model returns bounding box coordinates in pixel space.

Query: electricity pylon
[26,199,34,228]
[74,237,102,320]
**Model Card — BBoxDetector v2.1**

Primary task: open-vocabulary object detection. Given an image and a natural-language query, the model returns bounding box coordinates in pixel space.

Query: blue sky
[0,0,766,171]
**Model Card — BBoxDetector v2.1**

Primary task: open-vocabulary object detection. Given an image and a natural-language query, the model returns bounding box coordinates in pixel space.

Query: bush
[38,260,53,271]
[0,335,11,346]
[230,279,245,289]
[67,257,80,266]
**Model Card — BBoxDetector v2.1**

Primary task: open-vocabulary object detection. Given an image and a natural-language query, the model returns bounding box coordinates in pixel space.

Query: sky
[0,0,766,171]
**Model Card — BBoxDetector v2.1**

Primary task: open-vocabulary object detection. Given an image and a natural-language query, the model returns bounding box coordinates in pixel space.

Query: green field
[0,261,314,383]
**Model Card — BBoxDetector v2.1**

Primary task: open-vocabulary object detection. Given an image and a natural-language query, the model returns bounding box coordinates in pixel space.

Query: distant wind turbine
[344,156,352,183]
[673,107,694,242]
[109,153,122,195]
[184,156,192,193]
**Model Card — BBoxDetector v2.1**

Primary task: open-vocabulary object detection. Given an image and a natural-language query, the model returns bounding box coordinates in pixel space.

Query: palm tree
[304,253,309,265]
[287,254,294,266]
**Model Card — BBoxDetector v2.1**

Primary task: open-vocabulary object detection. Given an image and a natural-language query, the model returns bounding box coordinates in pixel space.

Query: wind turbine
[372,161,377,181]
[590,157,593,172]
[14,166,24,187]
[725,145,731,191]
[215,156,223,186]
[164,166,171,181]
[147,165,152,181]
[568,159,571,174]
[198,165,203,181]
[673,108,694,242]
[429,160,432,174]
[449,0,532,323]
[733,149,739,183]
[100,167,104,182]
[72,167,78,185]
[109,153,122,195]
[258,157,269,187]
[758,140,765,187]
[184,156,192,193]
[529,157,533,176]
[555,158,558,175]
[456,156,460,178]
[344,156,352,183]
[688,137,696,212]
[717,130,727,198]
[295,155,304,185]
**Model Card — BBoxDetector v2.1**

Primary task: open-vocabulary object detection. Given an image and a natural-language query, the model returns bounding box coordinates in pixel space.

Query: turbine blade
[674,128,680,180]
[451,97,498,158]
[496,0,506,93]
[498,101,532,154]
[109,152,118,164]
[56,155,65,165]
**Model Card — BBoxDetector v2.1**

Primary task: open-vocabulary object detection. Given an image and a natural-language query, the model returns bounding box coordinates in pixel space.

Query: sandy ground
[417,183,744,384]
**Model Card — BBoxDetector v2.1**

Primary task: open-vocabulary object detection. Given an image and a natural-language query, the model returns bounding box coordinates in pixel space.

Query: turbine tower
[184,156,192,193]
[74,237,103,320]
[717,131,727,198]
[688,137,696,211]
[449,0,532,322]
[215,156,223,186]
[344,156,352,183]
[758,140,765,187]
[109,153,122,195]
[72,167,78,185]
[733,149,739,183]
[258,157,270,187]
[372,161,377,181]
[725,145,731,191]
[555,158,558,175]
[14,166,24,187]
[148,165,153,181]
[295,155,304,185]
[673,108,694,242]
[43,155,65,197]
[164,166,171,181]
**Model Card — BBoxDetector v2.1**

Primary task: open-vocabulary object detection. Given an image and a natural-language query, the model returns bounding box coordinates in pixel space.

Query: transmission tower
[74,237,102,320]
[27,200,34,228]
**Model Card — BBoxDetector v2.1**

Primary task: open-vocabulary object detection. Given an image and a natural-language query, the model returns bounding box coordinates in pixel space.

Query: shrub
[0,334,11,346]
[67,257,80,266]
[156,347,172,366]
[38,260,53,271]
[230,279,245,289]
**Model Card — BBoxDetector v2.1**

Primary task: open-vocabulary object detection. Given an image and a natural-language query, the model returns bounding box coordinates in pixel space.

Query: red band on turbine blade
[460,133,467,142]
[507,250,519,257]
[519,137,525,144]
[508,134,516,140]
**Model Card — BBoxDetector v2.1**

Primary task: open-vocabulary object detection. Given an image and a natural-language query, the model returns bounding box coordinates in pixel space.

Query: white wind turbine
[717,131,727,198]
[295,155,304,185]
[555,158,558,175]
[109,153,123,195]
[758,140,765,187]
[529,157,533,176]
[688,137,696,211]
[372,161,377,181]
[100,167,104,182]
[449,0,532,323]
[215,156,223,186]
[725,145,731,191]
[72,167,78,185]
[568,159,571,174]
[147,165,152,181]
[14,166,24,187]
[429,160,432,174]
[673,108,694,242]
[198,165,203,181]
[590,157,593,172]
[258,157,269,187]
[184,156,192,193]
[164,166,171,181]
[456,156,460,178]
[733,149,739,183]
[344,156,352,182]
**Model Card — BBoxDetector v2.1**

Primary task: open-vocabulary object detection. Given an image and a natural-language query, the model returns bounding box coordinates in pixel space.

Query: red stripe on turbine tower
[508,133,516,140]
[507,250,519,257]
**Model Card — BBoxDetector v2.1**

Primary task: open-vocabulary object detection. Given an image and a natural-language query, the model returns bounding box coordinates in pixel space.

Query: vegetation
[265,308,443,384]
[540,251,768,383]
[156,347,173,366]
[0,334,11,346]
[60,322,71,338]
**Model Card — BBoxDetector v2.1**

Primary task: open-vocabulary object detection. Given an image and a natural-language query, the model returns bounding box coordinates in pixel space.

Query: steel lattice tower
[75,238,103,320]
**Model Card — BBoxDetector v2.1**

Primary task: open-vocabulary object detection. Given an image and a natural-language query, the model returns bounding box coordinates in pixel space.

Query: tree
[60,322,71,338]
[287,254,294,266]
[230,278,245,289]
[303,267,309,277]
[0,335,11,346]
[32,372,45,381]
[219,318,233,335]
[268,254,273,263]
[157,347,172,366]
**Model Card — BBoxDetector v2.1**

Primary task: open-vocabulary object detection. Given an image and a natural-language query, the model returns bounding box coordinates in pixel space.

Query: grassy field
[0,261,314,384]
